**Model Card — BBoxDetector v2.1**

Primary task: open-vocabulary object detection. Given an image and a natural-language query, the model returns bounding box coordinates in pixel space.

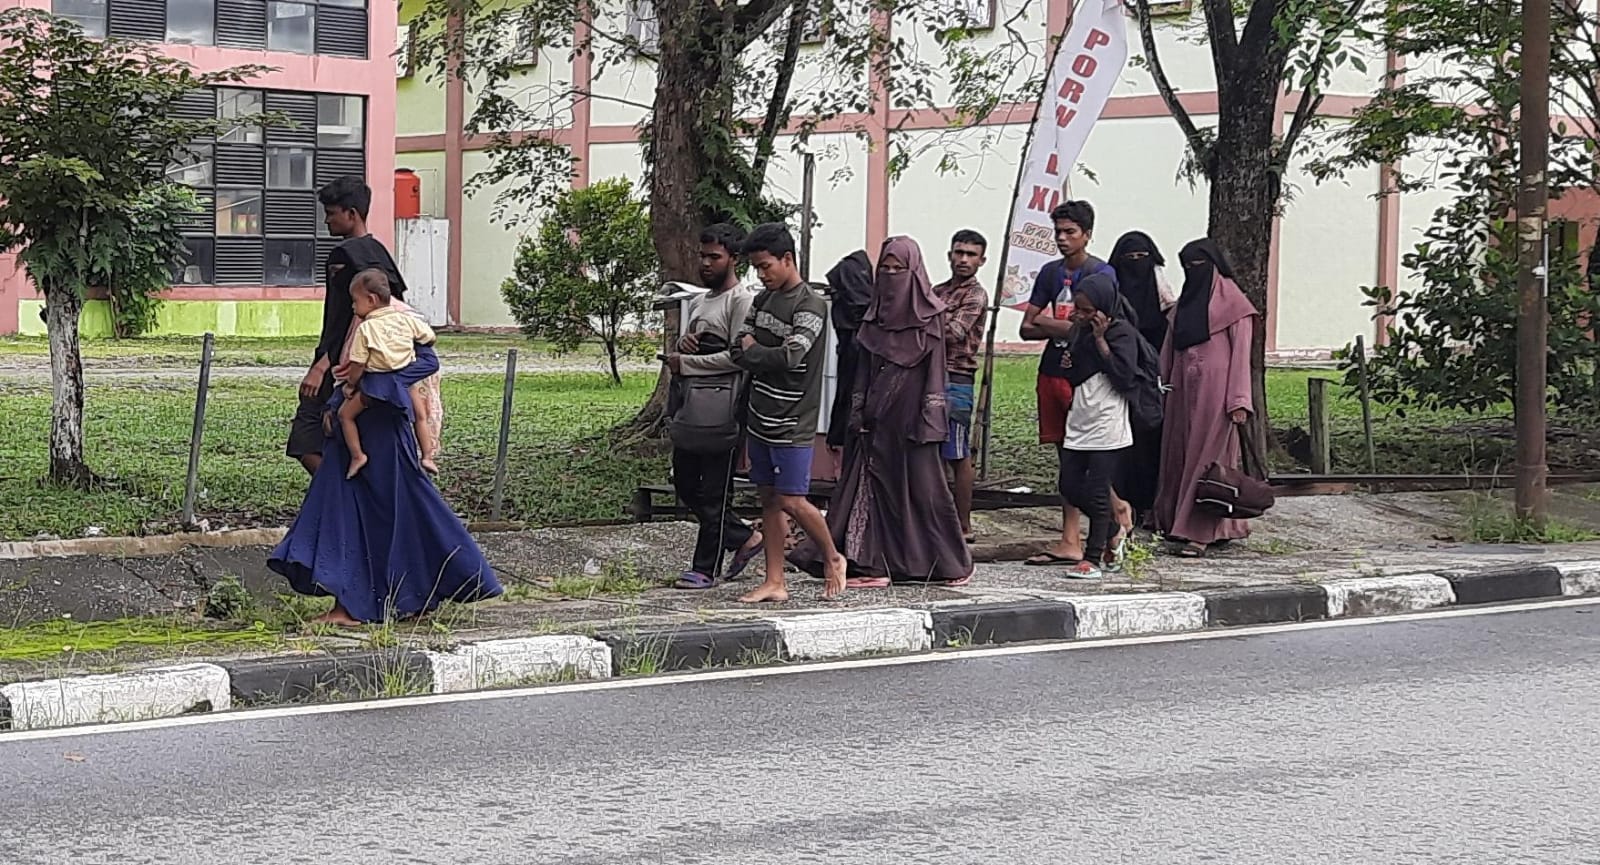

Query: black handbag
[1194,426,1275,520]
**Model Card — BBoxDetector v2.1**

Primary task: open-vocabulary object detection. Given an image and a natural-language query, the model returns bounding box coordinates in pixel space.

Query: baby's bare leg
[340,394,370,479]
[410,383,439,475]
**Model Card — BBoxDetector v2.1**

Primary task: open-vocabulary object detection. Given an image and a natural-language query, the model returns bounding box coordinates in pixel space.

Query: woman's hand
[1090,311,1111,339]
[1230,408,1249,425]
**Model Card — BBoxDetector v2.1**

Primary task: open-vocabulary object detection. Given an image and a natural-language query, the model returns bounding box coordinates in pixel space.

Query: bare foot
[309,609,362,627]
[420,457,439,475]
[822,554,848,600]
[739,582,790,604]
[345,453,368,479]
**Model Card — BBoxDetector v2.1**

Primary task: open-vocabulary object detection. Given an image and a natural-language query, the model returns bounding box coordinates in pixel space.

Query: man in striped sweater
[731,223,848,602]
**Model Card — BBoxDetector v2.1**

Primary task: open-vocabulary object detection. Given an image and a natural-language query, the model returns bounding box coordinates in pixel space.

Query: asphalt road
[3,604,1599,864]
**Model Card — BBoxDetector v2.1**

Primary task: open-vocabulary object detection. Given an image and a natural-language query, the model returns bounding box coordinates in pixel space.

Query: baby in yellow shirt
[341,270,439,479]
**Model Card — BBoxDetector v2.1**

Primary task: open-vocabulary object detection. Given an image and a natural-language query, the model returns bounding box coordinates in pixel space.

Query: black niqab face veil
[1171,238,1236,351]
[1111,231,1166,341]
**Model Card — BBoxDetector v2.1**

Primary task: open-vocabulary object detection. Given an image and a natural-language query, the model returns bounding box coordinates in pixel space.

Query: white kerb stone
[426,635,613,694]
[1,663,231,731]
[771,609,932,661]
[1069,593,1207,640]
[1555,561,1600,597]
[1323,574,1456,619]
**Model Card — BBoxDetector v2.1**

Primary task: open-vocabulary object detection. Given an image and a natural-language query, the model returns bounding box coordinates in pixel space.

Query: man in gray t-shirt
[663,224,762,590]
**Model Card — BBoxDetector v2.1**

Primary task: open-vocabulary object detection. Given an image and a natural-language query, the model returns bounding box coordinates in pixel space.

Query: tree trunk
[605,338,621,386]
[1205,83,1280,463]
[620,0,725,440]
[44,286,94,488]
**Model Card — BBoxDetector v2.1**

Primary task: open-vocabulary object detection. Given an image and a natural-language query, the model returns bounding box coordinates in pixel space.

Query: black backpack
[1126,331,1165,431]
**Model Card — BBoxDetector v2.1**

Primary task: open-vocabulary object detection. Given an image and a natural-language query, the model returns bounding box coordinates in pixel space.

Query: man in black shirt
[287,176,409,475]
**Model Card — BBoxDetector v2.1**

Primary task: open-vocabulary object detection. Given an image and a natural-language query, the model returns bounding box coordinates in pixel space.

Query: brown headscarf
[857,235,947,367]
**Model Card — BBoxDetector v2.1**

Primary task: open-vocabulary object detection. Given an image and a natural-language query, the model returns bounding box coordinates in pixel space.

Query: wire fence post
[489,348,518,522]
[1353,334,1377,473]
[181,332,215,529]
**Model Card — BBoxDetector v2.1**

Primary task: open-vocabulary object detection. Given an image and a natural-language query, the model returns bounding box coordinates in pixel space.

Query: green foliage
[411,0,1042,230]
[1310,0,1600,413]
[1345,205,1600,414]
[500,178,658,384]
[106,185,202,338]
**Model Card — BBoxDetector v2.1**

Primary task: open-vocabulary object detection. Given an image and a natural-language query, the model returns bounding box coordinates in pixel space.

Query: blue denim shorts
[747,440,814,496]
[943,382,976,461]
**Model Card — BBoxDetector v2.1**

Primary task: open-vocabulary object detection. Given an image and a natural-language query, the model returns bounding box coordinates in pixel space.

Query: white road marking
[4,595,1598,744]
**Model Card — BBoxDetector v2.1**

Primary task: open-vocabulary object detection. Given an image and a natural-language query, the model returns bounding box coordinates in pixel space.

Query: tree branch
[731,0,795,48]
[1280,90,1325,159]
[751,1,808,183]
[1198,0,1239,82]
[1277,0,1368,162]
[1132,0,1208,161]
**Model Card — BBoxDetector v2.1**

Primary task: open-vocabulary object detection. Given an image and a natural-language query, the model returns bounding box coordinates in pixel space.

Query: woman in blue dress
[270,272,502,626]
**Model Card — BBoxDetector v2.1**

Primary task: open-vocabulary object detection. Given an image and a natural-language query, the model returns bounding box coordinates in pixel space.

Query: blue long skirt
[269,346,502,622]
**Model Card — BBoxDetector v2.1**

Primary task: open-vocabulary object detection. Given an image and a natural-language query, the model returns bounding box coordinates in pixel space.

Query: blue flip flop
[673,570,715,590]
[726,542,762,580]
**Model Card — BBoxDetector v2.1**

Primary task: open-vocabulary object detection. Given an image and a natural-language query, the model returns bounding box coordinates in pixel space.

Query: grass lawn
[0,334,1595,540]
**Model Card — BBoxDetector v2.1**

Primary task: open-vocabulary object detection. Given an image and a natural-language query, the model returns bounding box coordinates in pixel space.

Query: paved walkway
[4,490,1598,683]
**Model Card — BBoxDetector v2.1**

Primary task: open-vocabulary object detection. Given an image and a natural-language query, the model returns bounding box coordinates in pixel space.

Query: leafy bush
[500,178,659,384]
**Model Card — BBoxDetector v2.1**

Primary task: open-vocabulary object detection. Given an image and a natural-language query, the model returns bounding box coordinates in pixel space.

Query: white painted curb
[771,609,933,660]
[1,663,230,731]
[425,636,613,694]
[1070,592,1208,640]
[1555,561,1600,597]
[1323,574,1456,619]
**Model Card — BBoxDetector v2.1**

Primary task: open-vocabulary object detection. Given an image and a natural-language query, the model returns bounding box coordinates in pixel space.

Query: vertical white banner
[998,0,1130,307]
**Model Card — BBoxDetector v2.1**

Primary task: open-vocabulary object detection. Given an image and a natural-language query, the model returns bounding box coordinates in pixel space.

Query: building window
[396,21,418,78]
[165,0,214,44]
[264,239,317,285]
[174,88,367,287]
[219,89,266,144]
[267,1,315,53]
[799,2,828,45]
[316,94,366,148]
[54,0,108,36]
[1144,0,1194,17]
[52,0,368,58]
[947,0,995,30]
[215,189,263,236]
[625,0,658,52]
[504,15,540,68]
[172,238,215,286]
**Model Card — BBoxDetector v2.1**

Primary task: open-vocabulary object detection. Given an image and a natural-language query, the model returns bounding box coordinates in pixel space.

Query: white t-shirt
[1062,373,1132,451]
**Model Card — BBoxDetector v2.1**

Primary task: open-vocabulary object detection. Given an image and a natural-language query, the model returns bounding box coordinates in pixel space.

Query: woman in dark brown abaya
[790,236,974,588]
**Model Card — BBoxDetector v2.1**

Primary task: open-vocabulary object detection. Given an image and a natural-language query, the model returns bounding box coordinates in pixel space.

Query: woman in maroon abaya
[1154,239,1260,557]
[790,236,974,588]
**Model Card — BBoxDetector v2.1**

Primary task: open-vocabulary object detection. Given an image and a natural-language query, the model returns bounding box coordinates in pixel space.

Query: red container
[394,168,421,219]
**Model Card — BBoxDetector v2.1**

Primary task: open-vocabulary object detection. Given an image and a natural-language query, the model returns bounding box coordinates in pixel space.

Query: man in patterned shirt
[731,223,847,603]
[934,229,990,543]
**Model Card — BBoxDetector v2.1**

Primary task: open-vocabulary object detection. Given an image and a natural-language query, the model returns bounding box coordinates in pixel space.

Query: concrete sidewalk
[4,490,1600,732]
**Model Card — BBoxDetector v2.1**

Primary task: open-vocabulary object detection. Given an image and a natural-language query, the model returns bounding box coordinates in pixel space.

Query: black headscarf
[1171,239,1236,352]
[1111,231,1166,347]
[826,250,873,333]
[1063,272,1119,386]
